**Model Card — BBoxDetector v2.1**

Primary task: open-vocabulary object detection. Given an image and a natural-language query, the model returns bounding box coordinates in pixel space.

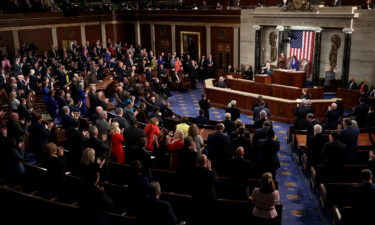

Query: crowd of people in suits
[0,40,285,225]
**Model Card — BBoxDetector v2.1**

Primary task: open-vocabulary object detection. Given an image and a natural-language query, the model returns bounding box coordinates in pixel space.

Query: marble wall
[319,29,345,79]
[240,7,375,85]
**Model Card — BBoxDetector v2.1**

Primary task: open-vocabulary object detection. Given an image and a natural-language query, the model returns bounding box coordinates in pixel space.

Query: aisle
[168,82,323,225]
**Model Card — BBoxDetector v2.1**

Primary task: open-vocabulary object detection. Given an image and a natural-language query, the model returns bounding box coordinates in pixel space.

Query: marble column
[341,28,353,88]
[101,23,107,49]
[312,27,322,86]
[233,27,239,68]
[276,26,285,58]
[254,25,261,74]
[135,21,141,47]
[206,25,211,56]
[150,24,156,54]
[51,27,58,49]
[171,24,176,53]
[80,25,86,46]
[12,30,20,54]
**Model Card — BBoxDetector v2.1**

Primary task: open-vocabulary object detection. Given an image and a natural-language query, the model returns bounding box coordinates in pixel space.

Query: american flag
[289,30,315,75]
[289,30,315,60]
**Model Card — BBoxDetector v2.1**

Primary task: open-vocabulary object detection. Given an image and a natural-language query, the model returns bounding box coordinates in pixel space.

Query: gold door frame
[180,31,201,59]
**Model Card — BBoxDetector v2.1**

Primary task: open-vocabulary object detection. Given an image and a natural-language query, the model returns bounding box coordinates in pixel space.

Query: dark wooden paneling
[176,25,206,60]
[19,28,52,54]
[140,24,151,50]
[105,23,135,44]
[211,26,234,74]
[0,31,14,56]
[154,25,171,56]
[56,26,81,48]
[85,25,101,46]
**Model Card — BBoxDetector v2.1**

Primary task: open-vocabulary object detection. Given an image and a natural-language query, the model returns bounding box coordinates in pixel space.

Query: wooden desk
[205,79,339,123]
[273,69,306,88]
[96,79,114,91]
[336,88,360,109]
[255,75,272,84]
[225,76,324,100]
[226,73,243,79]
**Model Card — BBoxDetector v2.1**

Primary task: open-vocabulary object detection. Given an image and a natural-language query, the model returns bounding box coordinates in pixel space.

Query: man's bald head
[235,147,245,158]
[198,154,208,167]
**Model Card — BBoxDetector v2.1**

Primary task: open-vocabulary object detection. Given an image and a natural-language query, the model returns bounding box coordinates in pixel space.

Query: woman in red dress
[144,117,161,152]
[167,129,184,169]
[110,122,125,163]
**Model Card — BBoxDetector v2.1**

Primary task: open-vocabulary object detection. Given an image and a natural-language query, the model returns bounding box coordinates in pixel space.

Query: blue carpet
[169,81,323,225]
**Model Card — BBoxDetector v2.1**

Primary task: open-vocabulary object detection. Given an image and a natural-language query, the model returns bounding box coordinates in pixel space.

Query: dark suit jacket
[88,91,107,113]
[61,113,75,130]
[112,116,129,130]
[307,133,329,165]
[339,127,359,156]
[199,98,210,118]
[325,109,339,130]
[123,126,146,155]
[7,120,26,141]
[348,81,358,89]
[252,128,268,150]
[207,131,231,170]
[294,105,309,129]
[189,166,218,218]
[253,106,271,121]
[136,197,177,225]
[65,128,86,168]
[353,103,370,127]
[349,182,375,224]
[226,106,240,121]
[321,141,346,173]
[257,138,280,174]
[222,119,235,136]
[227,157,254,200]
[0,73,6,89]
[80,185,113,225]
[85,137,109,159]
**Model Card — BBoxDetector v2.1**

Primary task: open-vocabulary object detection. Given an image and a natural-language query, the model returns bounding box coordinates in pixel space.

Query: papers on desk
[256,74,270,77]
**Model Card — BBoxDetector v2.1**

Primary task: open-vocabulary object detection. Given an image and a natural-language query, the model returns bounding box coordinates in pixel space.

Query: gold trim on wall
[180,31,201,60]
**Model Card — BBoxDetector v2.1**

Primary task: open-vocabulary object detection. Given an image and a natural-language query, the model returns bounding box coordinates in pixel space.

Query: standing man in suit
[0,68,6,89]
[321,131,346,177]
[349,169,375,225]
[353,97,370,128]
[294,99,309,130]
[325,103,340,130]
[222,113,235,136]
[12,57,22,77]
[253,101,271,121]
[199,55,207,80]
[227,147,254,200]
[190,154,219,225]
[348,78,358,89]
[206,54,215,78]
[207,123,231,173]
[189,60,198,89]
[308,124,329,166]
[136,181,177,225]
[257,129,280,178]
[339,118,360,161]
[199,94,211,120]
[112,108,129,130]
[226,100,241,121]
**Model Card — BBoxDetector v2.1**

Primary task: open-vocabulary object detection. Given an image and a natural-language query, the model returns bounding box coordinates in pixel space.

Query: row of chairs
[290,127,374,225]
